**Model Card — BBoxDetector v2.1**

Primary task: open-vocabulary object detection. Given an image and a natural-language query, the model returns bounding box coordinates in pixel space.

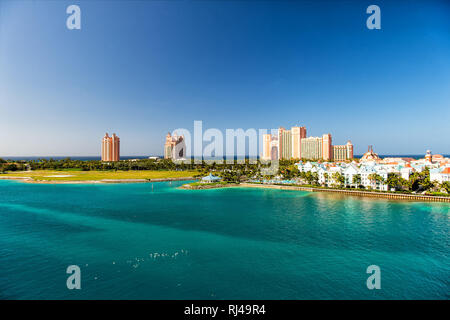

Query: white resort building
[295,150,450,191]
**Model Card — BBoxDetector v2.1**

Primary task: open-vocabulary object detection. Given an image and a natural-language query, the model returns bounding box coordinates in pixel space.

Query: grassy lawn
[1,170,198,182]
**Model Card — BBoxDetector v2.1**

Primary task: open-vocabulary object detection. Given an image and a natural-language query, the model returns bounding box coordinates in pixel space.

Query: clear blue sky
[0,0,449,156]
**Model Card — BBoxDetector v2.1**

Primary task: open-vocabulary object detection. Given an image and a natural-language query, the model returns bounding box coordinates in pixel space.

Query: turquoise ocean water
[0,180,448,299]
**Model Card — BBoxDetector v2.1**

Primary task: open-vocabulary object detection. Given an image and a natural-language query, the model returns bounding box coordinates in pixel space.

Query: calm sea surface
[0,180,448,299]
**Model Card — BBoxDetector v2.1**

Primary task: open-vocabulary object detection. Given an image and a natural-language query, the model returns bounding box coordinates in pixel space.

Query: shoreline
[240,183,450,203]
[1,175,449,203]
[0,176,194,184]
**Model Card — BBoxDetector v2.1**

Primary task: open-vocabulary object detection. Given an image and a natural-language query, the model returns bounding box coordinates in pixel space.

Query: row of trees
[0,157,275,185]
[7,158,269,173]
[0,158,26,173]
[352,169,440,192]
[384,169,450,194]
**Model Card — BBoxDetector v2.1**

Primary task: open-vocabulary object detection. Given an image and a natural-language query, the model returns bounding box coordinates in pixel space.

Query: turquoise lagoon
[0,180,448,299]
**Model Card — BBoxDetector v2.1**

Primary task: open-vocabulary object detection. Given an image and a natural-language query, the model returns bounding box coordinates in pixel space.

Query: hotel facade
[296,150,450,191]
[262,134,279,161]
[164,132,186,160]
[101,133,120,162]
[262,126,353,162]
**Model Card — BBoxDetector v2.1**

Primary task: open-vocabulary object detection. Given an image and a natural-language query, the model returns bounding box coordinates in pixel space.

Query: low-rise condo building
[431,167,450,183]
[295,150,450,191]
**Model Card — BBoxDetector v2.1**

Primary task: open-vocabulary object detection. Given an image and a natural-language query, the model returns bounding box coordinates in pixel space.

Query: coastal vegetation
[0,158,26,173]
[0,157,266,172]
[1,157,449,197]
[0,157,267,183]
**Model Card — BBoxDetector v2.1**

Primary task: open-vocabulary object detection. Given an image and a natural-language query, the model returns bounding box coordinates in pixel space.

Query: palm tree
[368,173,378,189]
[352,174,361,188]
[441,182,450,194]
[368,173,385,190]
[323,173,329,186]
[311,172,320,186]
[332,172,345,188]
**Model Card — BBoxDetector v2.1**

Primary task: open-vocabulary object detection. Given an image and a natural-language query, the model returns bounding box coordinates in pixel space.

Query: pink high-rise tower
[101,133,120,162]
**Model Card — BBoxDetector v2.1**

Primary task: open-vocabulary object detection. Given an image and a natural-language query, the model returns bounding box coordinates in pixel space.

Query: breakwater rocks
[180,183,240,190]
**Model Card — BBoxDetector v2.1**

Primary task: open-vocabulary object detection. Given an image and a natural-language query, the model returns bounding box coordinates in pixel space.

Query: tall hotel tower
[262,125,353,161]
[278,127,292,159]
[322,133,332,161]
[101,133,120,162]
[263,126,306,160]
[164,132,186,160]
[262,133,279,161]
[333,141,354,161]
[291,126,307,159]
[300,134,332,160]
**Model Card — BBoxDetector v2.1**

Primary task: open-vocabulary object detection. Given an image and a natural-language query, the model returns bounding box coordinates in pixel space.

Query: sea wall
[240,183,450,203]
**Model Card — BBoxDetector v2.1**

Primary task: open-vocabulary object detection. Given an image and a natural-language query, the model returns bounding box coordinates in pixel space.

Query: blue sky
[0,0,449,156]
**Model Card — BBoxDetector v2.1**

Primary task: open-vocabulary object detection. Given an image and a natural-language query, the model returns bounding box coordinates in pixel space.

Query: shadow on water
[1,180,448,255]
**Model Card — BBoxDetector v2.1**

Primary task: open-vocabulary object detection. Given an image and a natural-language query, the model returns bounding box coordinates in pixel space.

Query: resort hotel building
[262,126,353,161]
[294,149,450,191]
[101,133,120,162]
[164,132,186,160]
